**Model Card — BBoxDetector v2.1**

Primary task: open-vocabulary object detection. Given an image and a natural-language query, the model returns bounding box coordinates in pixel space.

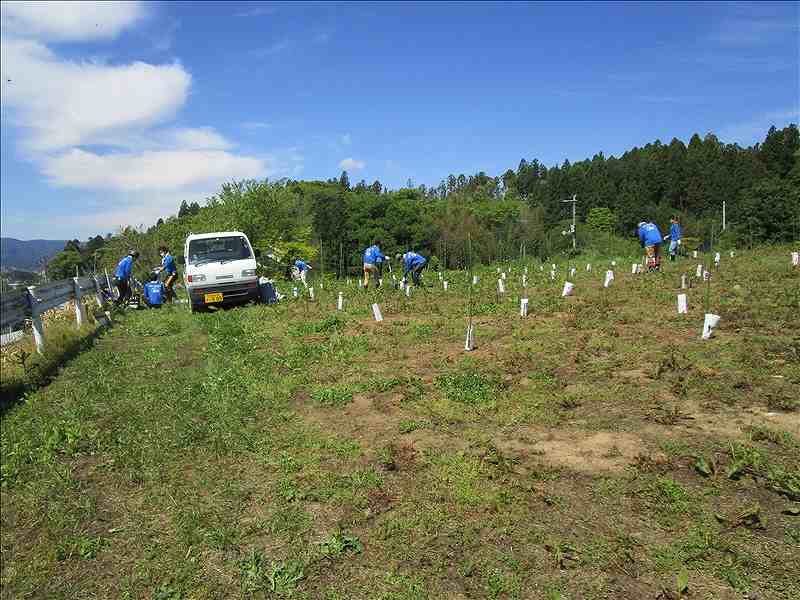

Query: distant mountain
[1,238,67,272]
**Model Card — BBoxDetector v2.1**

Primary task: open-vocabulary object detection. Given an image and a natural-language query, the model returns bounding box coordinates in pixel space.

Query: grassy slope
[1,248,798,600]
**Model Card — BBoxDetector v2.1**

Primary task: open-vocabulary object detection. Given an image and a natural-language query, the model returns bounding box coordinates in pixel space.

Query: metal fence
[0,275,115,353]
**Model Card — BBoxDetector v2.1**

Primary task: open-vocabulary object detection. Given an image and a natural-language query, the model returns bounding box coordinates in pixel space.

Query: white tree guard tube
[604,270,614,288]
[372,303,384,322]
[464,322,475,351]
[562,282,574,297]
[714,252,721,266]
[497,279,505,294]
[569,267,576,278]
[520,298,528,317]
[586,263,592,272]
[309,287,315,300]
[693,250,698,258]
[631,263,638,274]
[443,281,449,290]
[522,274,527,287]
[696,264,703,278]
[501,272,507,280]
[337,292,343,311]
[792,251,799,266]
[701,313,720,339]
[293,287,298,297]
[681,274,687,289]
[472,274,479,285]
[405,283,411,297]
[677,293,688,314]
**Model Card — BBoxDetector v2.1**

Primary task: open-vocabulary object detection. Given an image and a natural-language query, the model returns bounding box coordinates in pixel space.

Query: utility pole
[561,194,578,250]
[722,201,726,231]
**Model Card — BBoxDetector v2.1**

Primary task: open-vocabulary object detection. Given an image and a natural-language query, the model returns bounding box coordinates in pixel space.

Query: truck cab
[182,231,260,312]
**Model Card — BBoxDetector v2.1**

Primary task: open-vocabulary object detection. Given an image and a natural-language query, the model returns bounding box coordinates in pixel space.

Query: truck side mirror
[177,255,185,265]
[254,248,262,258]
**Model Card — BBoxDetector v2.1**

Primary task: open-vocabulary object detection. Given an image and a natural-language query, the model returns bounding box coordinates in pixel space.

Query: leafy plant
[319,531,363,558]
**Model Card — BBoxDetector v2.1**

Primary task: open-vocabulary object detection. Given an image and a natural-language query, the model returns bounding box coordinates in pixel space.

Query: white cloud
[233,5,277,18]
[0,0,300,238]
[718,109,799,146]
[708,10,799,47]
[241,121,272,130]
[250,39,291,57]
[42,148,265,191]
[1,37,191,151]
[339,157,365,170]
[0,1,146,41]
[167,127,233,150]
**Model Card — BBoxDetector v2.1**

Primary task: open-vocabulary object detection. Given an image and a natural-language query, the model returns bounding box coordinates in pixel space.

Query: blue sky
[1,1,797,240]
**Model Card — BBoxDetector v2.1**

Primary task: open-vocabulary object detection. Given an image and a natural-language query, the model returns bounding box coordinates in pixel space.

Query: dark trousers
[164,273,177,302]
[115,278,131,306]
[410,263,426,286]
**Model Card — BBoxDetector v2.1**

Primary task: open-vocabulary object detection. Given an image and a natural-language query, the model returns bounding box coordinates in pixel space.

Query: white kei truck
[180,231,261,313]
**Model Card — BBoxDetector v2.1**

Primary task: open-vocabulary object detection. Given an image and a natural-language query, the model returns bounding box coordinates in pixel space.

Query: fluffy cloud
[339,157,365,170]
[0,1,146,41]
[1,37,191,152]
[42,148,265,191]
[0,0,296,237]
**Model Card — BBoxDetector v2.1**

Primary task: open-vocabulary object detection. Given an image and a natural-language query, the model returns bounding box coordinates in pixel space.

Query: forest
[46,124,799,280]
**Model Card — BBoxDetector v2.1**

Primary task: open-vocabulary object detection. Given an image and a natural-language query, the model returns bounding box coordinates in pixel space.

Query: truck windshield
[188,236,252,265]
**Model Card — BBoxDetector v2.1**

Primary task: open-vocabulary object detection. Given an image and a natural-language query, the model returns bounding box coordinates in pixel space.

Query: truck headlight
[187,274,206,283]
[241,269,256,277]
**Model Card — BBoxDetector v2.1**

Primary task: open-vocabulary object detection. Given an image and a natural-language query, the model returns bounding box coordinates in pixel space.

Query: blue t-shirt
[670,223,682,241]
[294,259,308,272]
[638,223,663,247]
[115,255,133,280]
[363,245,385,265]
[144,281,164,305]
[162,253,177,275]
[402,252,427,274]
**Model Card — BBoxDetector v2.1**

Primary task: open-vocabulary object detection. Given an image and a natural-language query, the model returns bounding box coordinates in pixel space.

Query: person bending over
[363,240,385,288]
[637,221,663,271]
[398,251,428,286]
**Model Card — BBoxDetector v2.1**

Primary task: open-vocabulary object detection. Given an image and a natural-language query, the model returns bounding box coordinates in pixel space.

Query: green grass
[2,245,799,599]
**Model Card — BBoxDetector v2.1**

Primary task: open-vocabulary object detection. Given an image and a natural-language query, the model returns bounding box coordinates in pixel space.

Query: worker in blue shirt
[293,258,312,286]
[113,250,139,306]
[637,221,663,271]
[663,216,682,261]
[363,240,385,288]
[156,245,178,301]
[397,251,428,286]
[143,272,166,308]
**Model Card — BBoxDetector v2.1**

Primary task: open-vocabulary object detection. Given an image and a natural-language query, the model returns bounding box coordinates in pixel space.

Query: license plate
[204,292,223,303]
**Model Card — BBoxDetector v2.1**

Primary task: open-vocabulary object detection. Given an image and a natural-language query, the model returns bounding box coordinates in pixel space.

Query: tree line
[47,124,799,281]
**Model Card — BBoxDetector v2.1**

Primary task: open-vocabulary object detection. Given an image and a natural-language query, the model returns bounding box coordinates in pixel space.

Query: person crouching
[398,251,428,286]
[143,272,166,308]
[637,221,663,271]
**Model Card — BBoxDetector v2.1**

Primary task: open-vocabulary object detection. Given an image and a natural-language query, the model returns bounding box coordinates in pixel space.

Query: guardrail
[0,275,115,354]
